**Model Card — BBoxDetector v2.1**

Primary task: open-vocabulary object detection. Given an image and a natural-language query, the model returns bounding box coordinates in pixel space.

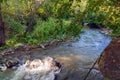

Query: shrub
[33,17,57,42]
[65,18,82,37]
[5,17,26,37]
[33,17,82,42]
[83,0,120,38]
[6,39,17,47]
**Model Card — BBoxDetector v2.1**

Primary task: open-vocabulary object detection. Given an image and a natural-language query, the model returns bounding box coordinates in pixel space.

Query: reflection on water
[0,29,111,80]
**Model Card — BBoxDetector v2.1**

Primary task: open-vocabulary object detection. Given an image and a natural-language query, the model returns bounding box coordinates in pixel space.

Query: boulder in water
[0,58,20,71]
[5,59,19,68]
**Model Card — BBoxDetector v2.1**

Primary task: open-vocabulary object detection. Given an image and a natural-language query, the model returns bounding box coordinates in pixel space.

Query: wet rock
[0,64,7,71]
[15,43,25,50]
[0,48,14,56]
[0,58,20,71]
[98,38,120,80]
[101,28,112,35]
[39,44,46,49]
[5,59,19,68]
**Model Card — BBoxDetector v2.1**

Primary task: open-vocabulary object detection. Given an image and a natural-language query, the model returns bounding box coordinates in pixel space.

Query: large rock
[98,38,120,80]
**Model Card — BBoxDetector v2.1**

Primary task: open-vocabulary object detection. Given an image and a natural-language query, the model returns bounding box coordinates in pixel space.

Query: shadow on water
[0,29,111,80]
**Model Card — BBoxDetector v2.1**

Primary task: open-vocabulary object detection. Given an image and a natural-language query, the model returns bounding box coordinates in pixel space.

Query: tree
[23,0,44,37]
[0,0,6,47]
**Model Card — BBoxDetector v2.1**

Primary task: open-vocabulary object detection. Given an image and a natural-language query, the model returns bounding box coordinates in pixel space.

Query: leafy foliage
[5,17,26,35]
[33,17,67,42]
[0,0,7,3]
[84,0,120,37]
[0,0,120,48]
[6,39,17,47]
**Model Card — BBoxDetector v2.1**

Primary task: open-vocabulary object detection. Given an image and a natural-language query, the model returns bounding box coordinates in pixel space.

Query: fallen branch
[83,48,107,80]
[83,58,98,80]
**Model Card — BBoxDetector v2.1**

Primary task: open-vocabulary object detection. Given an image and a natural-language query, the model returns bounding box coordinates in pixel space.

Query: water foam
[11,57,61,80]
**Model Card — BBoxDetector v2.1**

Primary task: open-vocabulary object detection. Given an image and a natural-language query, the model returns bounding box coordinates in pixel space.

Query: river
[0,29,111,80]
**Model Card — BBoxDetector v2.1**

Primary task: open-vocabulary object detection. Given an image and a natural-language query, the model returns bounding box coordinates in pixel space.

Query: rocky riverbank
[0,39,73,71]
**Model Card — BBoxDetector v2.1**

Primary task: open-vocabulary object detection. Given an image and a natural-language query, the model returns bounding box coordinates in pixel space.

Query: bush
[5,17,26,37]
[33,17,82,42]
[83,0,120,38]
[6,39,17,47]
[33,17,56,42]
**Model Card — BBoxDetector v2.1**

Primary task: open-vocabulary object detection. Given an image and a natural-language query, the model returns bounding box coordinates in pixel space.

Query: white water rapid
[11,57,61,80]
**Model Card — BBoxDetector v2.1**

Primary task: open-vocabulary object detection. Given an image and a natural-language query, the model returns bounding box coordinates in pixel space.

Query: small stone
[40,44,46,49]
[11,51,14,54]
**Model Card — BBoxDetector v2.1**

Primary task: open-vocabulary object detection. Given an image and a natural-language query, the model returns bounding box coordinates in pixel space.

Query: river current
[0,29,111,80]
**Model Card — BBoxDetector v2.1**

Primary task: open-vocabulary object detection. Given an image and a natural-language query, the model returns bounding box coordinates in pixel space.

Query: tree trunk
[23,0,40,37]
[0,6,5,47]
[23,0,44,37]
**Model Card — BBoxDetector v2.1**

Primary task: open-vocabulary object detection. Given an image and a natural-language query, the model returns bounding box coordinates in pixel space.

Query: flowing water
[0,29,111,80]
